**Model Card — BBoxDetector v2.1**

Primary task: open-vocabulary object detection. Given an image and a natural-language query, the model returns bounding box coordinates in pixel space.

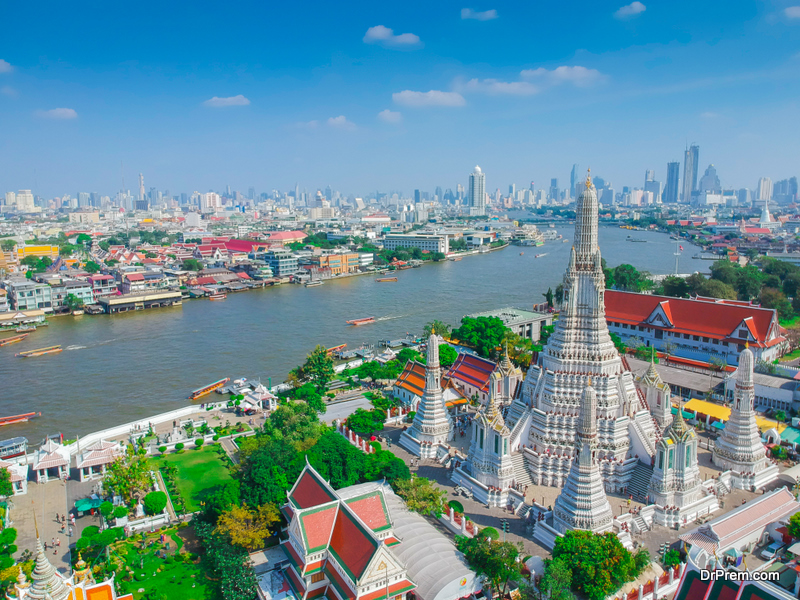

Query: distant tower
[682,144,699,203]
[712,345,779,490]
[138,173,145,201]
[552,381,614,534]
[637,359,672,430]
[664,161,680,203]
[570,164,579,198]
[469,166,486,216]
[399,330,454,458]
[757,177,773,203]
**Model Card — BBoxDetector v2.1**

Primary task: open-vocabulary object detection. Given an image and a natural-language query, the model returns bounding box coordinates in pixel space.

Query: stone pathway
[10,478,71,573]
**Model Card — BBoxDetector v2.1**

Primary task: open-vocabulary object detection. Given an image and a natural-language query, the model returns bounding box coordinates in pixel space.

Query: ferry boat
[189,377,230,400]
[535,253,548,258]
[375,277,398,282]
[0,333,29,346]
[305,281,324,287]
[0,436,28,459]
[15,325,36,332]
[0,413,41,427]
[562,239,569,243]
[209,293,227,301]
[16,345,62,358]
[346,317,376,326]
[327,344,347,355]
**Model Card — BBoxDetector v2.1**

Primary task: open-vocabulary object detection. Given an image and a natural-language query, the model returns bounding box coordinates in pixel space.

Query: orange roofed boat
[0,333,30,346]
[16,345,62,358]
[346,317,376,326]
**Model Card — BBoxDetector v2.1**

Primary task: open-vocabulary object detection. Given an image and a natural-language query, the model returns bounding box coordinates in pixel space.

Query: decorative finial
[745,341,749,349]
[585,168,593,189]
[431,326,435,335]
[587,377,592,387]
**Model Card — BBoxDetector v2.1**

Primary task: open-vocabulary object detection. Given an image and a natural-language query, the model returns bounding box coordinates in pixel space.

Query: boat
[346,317,376,326]
[305,281,324,287]
[376,277,398,282]
[327,344,347,355]
[15,325,36,332]
[189,377,230,400]
[72,310,84,316]
[16,345,62,358]
[0,413,40,427]
[209,293,227,301]
[0,437,28,459]
[519,252,524,256]
[562,239,569,243]
[449,257,462,262]
[0,333,29,346]
[535,253,548,258]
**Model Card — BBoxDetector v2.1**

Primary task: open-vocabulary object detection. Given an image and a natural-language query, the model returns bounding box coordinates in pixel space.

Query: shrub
[772,446,788,460]
[99,501,114,519]
[448,500,464,514]
[663,549,681,567]
[212,435,220,442]
[157,446,167,454]
[113,506,128,519]
[406,411,416,422]
[143,491,168,516]
[479,526,499,540]
[82,525,100,537]
[175,443,184,452]
[195,439,204,449]
[369,441,381,453]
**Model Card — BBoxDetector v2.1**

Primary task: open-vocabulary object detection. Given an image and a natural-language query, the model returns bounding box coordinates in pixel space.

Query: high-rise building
[508,183,516,197]
[15,190,34,212]
[414,189,421,204]
[468,166,486,216]
[757,177,773,202]
[549,178,559,202]
[324,185,333,201]
[645,169,655,183]
[138,173,145,201]
[698,165,721,193]
[248,187,255,200]
[5,192,16,207]
[570,164,579,199]
[664,162,680,203]
[737,188,752,206]
[682,144,699,202]
[77,192,89,208]
[90,192,100,207]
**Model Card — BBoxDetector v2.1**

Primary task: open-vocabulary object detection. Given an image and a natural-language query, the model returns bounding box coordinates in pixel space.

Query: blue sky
[1,0,800,198]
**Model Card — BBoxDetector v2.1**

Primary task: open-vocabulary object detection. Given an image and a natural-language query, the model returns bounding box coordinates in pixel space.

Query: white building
[0,459,28,495]
[15,190,35,212]
[468,166,486,216]
[758,177,773,202]
[383,234,449,254]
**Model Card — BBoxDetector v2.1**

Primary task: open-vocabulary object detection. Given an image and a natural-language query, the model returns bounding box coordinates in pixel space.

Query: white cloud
[700,111,721,119]
[0,59,12,74]
[378,109,403,123]
[785,6,800,18]
[363,25,422,48]
[392,90,466,107]
[614,1,646,18]
[461,8,498,21]
[521,65,606,87]
[36,108,78,120]
[327,115,356,130]
[458,78,539,95]
[1,86,17,97]
[202,95,250,108]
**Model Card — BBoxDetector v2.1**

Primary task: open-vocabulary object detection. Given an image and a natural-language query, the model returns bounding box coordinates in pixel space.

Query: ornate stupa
[638,358,673,430]
[713,344,779,490]
[399,329,454,458]
[506,172,657,491]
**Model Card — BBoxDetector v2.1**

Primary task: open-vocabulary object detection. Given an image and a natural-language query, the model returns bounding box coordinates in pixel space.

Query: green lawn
[113,527,220,600]
[152,446,234,513]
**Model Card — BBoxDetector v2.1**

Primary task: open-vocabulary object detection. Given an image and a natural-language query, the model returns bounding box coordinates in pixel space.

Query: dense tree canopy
[215,503,280,552]
[103,444,153,506]
[452,316,509,358]
[455,535,523,599]
[0,468,12,498]
[347,408,385,436]
[438,344,458,368]
[393,476,445,516]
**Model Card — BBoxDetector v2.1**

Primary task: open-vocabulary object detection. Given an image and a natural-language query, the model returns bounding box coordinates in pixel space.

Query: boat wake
[66,338,116,351]
[376,315,407,322]
[66,345,87,351]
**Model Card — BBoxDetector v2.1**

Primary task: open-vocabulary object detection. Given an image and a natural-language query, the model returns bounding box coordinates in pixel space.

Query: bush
[212,435,220,442]
[448,500,464,514]
[479,526,499,540]
[195,439,204,449]
[143,491,168,516]
[113,506,128,519]
[369,441,381,453]
[406,411,416,422]
[157,446,167,454]
[663,549,681,567]
[175,443,184,452]
[82,525,100,537]
[772,446,788,460]
[99,501,114,519]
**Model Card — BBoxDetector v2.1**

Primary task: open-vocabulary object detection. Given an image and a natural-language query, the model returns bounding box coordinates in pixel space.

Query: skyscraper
[664,162,680,203]
[570,164,579,199]
[138,173,145,201]
[757,177,773,202]
[414,189,421,204]
[645,169,655,183]
[549,178,559,202]
[698,165,721,194]
[468,166,486,216]
[682,144,699,203]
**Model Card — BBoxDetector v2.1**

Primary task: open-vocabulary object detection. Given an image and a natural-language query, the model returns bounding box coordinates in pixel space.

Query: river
[0,226,700,441]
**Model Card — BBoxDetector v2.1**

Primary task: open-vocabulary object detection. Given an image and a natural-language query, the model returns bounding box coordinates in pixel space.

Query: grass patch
[113,526,219,600]
[151,447,234,513]
[780,315,800,328]
[780,347,800,362]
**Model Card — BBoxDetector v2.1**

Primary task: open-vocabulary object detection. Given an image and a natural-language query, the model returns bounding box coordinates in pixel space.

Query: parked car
[760,541,786,560]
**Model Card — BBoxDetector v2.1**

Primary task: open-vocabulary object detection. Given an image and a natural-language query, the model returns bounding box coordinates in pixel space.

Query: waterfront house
[75,439,124,482]
[0,459,28,495]
[86,274,118,299]
[5,279,53,312]
[0,288,7,312]
[32,439,70,483]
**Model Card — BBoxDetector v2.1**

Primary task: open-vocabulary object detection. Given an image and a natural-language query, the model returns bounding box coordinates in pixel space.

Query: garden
[151,446,235,514]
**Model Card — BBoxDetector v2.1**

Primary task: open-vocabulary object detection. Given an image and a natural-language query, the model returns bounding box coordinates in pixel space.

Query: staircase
[715,479,731,497]
[632,514,650,533]
[509,409,532,451]
[515,502,532,518]
[627,460,654,502]
[630,417,657,459]
[510,452,533,486]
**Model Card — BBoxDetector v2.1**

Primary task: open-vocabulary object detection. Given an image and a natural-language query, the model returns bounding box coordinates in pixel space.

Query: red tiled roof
[605,290,781,345]
[299,504,339,551]
[125,273,145,282]
[360,580,416,600]
[447,354,497,392]
[237,272,251,280]
[192,276,217,286]
[394,361,426,396]
[328,506,378,581]
[269,231,307,241]
[344,492,390,532]
[289,467,337,509]
[325,564,356,600]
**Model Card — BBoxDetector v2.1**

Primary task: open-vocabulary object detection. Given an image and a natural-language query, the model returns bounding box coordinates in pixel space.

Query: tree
[761,288,793,320]
[347,408,385,436]
[83,260,102,274]
[661,276,690,298]
[552,530,641,600]
[698,278,737,300]
[736,265,763,301]
[783,273,800,298]
[215,503,280,552]
[103,444,153,506]
[396,348,422,364]
[612,264,653,292]
[302,345,335,392]
[195,438,205,449]
[423,320,451,338]
[143,491,168,515]
[64,293,84,312]
[776,410,787,422]
[194,519,258,600]
[455,535,523,600]
[452,316,509,358]
[438,344,458,368]
[609,332,627,354]
[392,476,445,516]
[663,549,682,567]
[0,239,15,252]
[113,505,128,519]
[543,287,554,309]
[710,260,740,286]
[539,557,577,600]
[203,481,242,522]
[76,233,93,245]
[686,272,707,295]
[0,528,18,570]
[0,468,12,498]
[555,284,564,305]
[787,511,800,539]
[182,258,203,271]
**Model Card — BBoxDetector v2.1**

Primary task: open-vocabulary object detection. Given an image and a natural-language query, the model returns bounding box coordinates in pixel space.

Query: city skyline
[2,1,800,196]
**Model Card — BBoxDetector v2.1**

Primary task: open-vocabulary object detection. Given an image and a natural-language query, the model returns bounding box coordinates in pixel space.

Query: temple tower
[552,381,614,534]
[713,344,779,490]
[467,371,515,493]
[399,330,454,458]
[638,359,672,430]
[19,538,71,600]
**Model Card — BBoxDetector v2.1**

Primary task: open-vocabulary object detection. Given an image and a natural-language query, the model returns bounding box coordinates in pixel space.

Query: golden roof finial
[587,376,593,387]
[431,325,435,335]
[585,168,592,189]
[745,341,749,349]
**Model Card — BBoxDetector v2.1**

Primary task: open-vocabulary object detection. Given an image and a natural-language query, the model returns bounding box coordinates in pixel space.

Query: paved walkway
[10,478,71,572]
